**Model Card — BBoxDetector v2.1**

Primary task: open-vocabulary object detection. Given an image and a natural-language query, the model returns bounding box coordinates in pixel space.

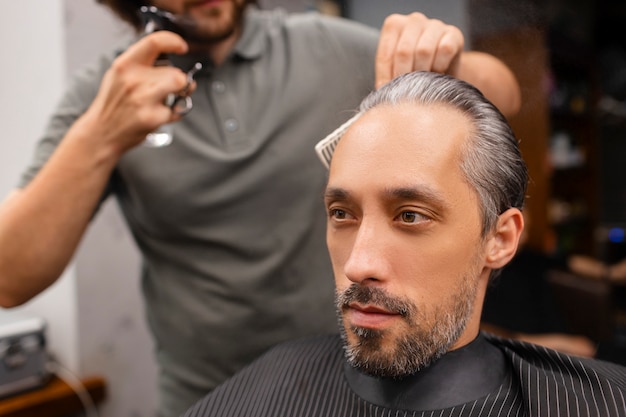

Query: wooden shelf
[0,375,106,417]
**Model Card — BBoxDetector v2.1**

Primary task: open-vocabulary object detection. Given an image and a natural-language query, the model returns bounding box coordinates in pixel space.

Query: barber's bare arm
[376,13,521,117]
[0,32,190,307]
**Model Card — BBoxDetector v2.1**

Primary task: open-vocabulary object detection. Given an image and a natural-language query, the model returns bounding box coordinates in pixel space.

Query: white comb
[314,113,361,169]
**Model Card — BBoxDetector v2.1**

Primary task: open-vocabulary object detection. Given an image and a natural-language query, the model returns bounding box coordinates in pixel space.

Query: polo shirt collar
[232,5,268,61]
[169,5,268,72]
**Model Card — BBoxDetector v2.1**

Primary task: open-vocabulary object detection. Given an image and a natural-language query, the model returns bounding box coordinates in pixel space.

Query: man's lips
[346,303,400,328]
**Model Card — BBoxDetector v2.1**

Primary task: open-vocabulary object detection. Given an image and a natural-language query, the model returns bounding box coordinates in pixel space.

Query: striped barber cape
[182,333,626,417]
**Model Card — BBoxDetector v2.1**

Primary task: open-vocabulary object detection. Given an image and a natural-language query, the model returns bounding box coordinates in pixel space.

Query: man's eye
[399,211,426,224]
[329,208,349,220]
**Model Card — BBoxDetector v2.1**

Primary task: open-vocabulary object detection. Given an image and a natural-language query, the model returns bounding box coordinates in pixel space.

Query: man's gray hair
[358,71,528,237]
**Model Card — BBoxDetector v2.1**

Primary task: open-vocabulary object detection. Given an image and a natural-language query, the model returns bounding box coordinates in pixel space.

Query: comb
[314,113,361,169]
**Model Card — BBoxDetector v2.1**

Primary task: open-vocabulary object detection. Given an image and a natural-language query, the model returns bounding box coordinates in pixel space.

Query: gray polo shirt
[20,6,378,416]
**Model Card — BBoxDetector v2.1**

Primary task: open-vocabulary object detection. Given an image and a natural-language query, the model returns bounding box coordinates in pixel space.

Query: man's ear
[485,208,524,269]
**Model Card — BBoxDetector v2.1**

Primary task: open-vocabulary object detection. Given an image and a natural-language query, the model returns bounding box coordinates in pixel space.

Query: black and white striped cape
[182,333,626,417]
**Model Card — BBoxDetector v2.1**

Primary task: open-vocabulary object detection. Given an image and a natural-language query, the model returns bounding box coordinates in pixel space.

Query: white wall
[0,1,158,416]
[0,0,79,374]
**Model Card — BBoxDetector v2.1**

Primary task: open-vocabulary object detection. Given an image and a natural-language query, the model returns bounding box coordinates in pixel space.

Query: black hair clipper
[137,6,202,116]
[138,6,194,38]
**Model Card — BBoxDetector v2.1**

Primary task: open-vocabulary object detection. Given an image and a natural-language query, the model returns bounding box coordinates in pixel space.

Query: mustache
[336,284,414,318]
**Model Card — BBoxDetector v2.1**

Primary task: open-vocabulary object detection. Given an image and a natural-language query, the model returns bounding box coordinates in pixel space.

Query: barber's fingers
[424,25,463,74]
[376,13,425,83]
[375,13,464,89]
[76,33,192,152]
[86,61,190,149]
[98,62,189,114]
[128,64,192,122]
[119,31,189,67]
[104,31,191,125]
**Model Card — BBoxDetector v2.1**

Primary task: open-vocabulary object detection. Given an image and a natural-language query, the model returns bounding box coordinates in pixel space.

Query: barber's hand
[375,13,464,89]
[78,31,192,154]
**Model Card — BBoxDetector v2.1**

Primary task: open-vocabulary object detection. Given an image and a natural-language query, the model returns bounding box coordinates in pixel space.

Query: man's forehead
[330,104,469,174]
[315,102,472,168]
[325,103,477,210]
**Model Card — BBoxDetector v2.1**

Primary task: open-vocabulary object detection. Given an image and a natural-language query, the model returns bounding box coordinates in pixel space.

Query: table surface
[0,375,106,417]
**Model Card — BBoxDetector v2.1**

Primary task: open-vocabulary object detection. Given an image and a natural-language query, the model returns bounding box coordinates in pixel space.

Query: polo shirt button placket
[212,81,226,94]
[224,118,239,132]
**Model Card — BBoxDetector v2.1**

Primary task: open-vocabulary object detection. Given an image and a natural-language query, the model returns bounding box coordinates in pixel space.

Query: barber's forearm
[453,51,522,118]
[0,120,120,307]
[0,31,193,306]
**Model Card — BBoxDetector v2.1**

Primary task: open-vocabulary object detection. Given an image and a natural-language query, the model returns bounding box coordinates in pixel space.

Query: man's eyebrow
[383,186,447,210]
[324,186,446,209]
[324,187,349,201]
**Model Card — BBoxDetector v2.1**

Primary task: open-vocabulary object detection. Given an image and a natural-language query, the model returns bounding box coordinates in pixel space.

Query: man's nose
[343,219,390,285]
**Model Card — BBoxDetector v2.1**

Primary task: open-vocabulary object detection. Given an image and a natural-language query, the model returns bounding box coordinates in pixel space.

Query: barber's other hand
[375,13,464,89]
[77,31,192,154]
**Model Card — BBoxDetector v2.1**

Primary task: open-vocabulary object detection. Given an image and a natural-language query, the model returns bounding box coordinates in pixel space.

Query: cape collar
[343,333,510,411]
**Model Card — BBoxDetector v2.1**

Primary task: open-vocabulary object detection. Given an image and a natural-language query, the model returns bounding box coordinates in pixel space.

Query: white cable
[45,358,99,417]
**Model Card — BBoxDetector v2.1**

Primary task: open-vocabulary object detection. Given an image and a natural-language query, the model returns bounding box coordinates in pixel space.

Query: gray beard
[336,276,477,379]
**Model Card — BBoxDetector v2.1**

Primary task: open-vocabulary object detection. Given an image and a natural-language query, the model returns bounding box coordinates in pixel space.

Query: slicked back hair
[357,71,528,238]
